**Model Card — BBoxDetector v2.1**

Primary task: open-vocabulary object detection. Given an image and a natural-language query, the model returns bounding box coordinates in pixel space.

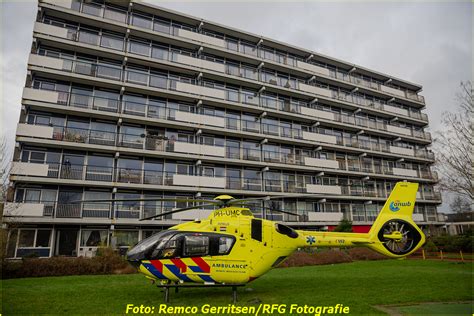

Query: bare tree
[449,194,472,213]
[434,81,473,205]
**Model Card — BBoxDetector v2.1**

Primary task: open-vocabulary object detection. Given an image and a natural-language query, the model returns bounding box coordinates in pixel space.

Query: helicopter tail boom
[298,182,425,258]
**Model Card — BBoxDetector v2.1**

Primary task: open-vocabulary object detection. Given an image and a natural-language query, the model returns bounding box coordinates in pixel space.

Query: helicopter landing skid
[158,283,246,304]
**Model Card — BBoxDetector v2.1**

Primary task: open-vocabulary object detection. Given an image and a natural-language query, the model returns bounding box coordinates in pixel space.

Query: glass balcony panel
[97,64,121,80]
[60,164,84,180]
[104,7,127,23]
[85,165,113,182]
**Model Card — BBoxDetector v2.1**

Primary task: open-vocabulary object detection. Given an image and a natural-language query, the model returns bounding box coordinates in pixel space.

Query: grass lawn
[1,260,472,315]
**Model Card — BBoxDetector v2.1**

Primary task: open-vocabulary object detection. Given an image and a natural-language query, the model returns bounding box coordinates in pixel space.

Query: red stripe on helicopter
[171,258,187,273]
[191,257,210,273]
[150,260,163,273]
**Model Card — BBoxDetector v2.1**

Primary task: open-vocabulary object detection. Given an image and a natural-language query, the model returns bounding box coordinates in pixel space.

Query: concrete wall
[17,124,54,139]
[11,162,50,177]
[304,157,339,169]
[174,111,225,127]
[177,29,226,48]
[393,167,418,177]
[175,54,225,73]
[306,184,342,195]
[387,125,411,136]
[302,131,337,144]
[384,104,409,116]
[389,146,414,156]
[4,203,45,217]
[296,61,331,76]
[40,0,73,9]
[28,54,64,70]
[299,84,332,97]
[172,174,226,188]
[308,212,343,221]
[22,87,59,103]
[175,82,226,99]
[381,85,406,97]
[34,22,69,39]
[173,142,225,157]
[300,107,335,120]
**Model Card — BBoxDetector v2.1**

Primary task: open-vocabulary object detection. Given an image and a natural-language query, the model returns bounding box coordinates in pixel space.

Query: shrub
[431,233,473,253]
[347,248,386,260]
[2,248,136,279]
[333,219,353,232]
[423,239,439,253]
[278,249,353,268]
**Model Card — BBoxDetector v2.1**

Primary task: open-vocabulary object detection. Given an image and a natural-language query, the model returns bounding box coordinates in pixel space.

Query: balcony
[174,111,225,127]
[16,123,54,139]
[389,145,414,156]
[307,212,343,222]
[17,120,436,169]
[306,184,342,195]
[4,203,46,217]
[10,162,50,177]
[302,131,338,144]
[173,142,225,157]
[304,157,339,169]
[172,174,226,188]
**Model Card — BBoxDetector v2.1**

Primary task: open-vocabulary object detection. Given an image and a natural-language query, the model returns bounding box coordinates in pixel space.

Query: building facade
[5,0,442,258]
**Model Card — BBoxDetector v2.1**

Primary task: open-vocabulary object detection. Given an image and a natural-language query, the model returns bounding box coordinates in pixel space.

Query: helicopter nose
[128,259,141,269]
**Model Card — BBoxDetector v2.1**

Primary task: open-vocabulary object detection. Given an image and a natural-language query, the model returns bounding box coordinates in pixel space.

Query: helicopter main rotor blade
[140,203,217,221]
[229,194,314,205]
[71,197,219,204]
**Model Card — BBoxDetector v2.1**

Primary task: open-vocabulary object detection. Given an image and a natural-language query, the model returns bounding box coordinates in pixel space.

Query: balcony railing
[13,160,441,201]
[41,88,432,143]
[18,122,438,179]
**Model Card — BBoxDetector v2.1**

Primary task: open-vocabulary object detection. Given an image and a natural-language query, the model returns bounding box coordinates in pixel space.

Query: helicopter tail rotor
[366,182,425,257]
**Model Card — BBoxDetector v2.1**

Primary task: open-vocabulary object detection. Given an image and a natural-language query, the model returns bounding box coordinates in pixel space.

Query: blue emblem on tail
[389,202,400,212]
[306,236,316,245]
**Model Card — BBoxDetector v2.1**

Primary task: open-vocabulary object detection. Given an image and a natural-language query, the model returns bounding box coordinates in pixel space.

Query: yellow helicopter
[83,182,425,301]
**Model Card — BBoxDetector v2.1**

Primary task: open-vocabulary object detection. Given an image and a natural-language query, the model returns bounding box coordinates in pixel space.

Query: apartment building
[4,0,441,258]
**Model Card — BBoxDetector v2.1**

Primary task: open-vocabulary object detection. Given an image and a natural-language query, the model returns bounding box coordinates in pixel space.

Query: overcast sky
[0,1,472,211]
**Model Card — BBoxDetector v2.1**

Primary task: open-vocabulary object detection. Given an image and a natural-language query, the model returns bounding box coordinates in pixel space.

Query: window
[36,230,51,247]
[184,235,209,256]
[18,230,35,247]
[81,230,108,247]
[114,231,139,248]
[25,189,41,203]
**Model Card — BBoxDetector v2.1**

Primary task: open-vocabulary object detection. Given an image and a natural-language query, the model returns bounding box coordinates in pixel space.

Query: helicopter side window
[218,237,234,254]
[183,235,209,257]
